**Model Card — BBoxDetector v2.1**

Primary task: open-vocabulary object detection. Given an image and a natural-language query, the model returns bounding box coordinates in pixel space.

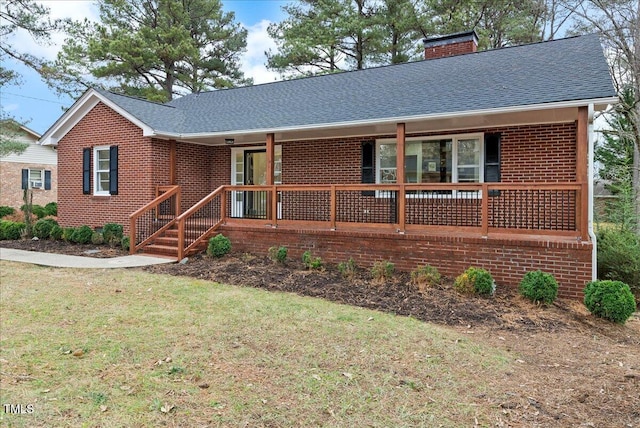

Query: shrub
[454,267,495,296]
[410,265,441,292]
[121,236,130,251]
[71,225,93,244]
[44,202,58,216]
[22,204,46,219]
[33,218,59,240]
[519,270,559,305]
[0,220,26,240]
[371,260,394,283]
[597,228,640,299]
[338,258,358,279]
[62,227,76,242]
[268,246,288,264]
[584,280,637,324]
[91,232,104,245]
[102,223,123,246]
[302,251,323,270]
[50,225,63,241]
[0,206,15,218]
[207,234,231,258]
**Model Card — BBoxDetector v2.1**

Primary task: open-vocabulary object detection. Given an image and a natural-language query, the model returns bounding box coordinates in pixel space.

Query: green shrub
[268,246,288,264]
[91,231,104,245]
[33,218,59,240]
[0,206,15,218]
[410,265,441,293]
[207,234,231,258]
[597,228,639,298]
[71,225,93,244]
[62,227,76,242]
[22,204,47,219]
[302,250,323,270]
[50,225,63,241]
[454,267,495,296]
[584,280,637,324]
[519,270,559,305]
[121,236,130,251]
[337,258,358,279]
[102,223,123,245]
[0,220,26,240]
[44,202,57,216]
[371,260,394,283]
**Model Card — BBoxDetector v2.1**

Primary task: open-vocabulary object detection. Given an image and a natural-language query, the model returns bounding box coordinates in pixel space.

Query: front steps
[140,224,212,259]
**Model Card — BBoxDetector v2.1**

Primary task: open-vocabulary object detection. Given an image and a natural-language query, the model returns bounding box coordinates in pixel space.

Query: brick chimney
[423,30,478,60]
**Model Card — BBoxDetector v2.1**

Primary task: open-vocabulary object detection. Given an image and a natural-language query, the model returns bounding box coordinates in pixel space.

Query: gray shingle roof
[101,34,616,135]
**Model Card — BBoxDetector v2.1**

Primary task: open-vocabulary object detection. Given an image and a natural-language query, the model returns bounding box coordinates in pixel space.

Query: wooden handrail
[129,185,181,254]
[175,186,226,260]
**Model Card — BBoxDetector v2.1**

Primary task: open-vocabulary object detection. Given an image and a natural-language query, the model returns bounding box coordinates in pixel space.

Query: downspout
[587,103,597,281]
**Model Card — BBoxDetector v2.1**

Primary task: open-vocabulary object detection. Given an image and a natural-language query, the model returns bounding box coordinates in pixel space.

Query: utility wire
[1,91,68,106]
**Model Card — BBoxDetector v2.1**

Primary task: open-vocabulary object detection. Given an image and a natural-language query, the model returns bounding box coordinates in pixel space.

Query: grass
[0,262,513,427]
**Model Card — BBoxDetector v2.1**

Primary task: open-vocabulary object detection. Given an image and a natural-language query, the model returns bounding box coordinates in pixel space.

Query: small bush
[268,246,288,264]
[597,228,640,299]
[371,260,394,283]
[121,236,130,251]
[22,204,46,219]
[50,225,63,240]
[302,250,323,270]
[71,225,93,244]
[454,267,495,296]
[410,265,441,292]
[62,227,76,242]
[584,280,636,324]
[207,234,231,258]
[91,231,104,245]
[0,206,15,218]
[33,218,59,240]
[102,223,123,246]
[337,258,358,279]
[519,270,559,305]
[44,202,57,216]
[0,220,26,240]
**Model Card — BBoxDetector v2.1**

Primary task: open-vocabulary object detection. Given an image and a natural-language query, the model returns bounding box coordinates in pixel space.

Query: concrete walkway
[0,248,176,268]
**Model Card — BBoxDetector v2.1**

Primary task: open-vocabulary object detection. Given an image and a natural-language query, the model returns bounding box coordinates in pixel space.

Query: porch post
[396,123,406,233]
[266,133,276,225]
[169,140,177,185]
[576,106,589,240]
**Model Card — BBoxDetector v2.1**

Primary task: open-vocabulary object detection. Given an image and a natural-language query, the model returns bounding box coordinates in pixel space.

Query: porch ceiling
[168,105,582,146]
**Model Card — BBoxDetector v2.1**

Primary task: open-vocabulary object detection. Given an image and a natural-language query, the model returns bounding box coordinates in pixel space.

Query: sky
[1,0,293,135]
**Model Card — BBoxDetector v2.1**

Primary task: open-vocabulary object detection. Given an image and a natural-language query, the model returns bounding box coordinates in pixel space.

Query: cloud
[241,20,281,85]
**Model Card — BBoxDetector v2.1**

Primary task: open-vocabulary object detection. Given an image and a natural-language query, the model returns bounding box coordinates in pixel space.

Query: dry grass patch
[0,261,513,427]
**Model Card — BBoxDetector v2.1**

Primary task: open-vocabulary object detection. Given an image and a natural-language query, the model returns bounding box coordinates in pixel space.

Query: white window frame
[28,169,44,189]
[93,145,111,196]
[376,133,484,198]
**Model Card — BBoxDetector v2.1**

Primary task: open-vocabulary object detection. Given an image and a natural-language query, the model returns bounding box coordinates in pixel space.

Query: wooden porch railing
[129,185,181,254]
[175,186,226,260]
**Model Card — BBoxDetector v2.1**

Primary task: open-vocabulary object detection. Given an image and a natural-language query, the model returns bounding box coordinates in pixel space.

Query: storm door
[243,150,267,218]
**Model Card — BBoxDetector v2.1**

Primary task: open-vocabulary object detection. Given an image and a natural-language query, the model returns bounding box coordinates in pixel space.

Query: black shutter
[484,133,501,197]
[83,148,91,194]
[361,141,375,196]
[44,170,52,190]
[21,169,28,190]
[109,145,118,195]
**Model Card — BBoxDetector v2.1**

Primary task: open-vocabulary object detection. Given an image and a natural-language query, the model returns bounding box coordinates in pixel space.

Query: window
[84,145,118,195]
[94,146,111,195]
[376,133,484,196]
[21,169,51,190]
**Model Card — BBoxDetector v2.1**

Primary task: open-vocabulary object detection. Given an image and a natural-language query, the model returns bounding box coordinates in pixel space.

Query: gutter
[588,103,597,282]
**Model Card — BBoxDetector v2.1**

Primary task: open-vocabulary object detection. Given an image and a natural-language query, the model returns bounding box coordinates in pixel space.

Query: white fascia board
[150,96,620,141]
[39,89,154,146]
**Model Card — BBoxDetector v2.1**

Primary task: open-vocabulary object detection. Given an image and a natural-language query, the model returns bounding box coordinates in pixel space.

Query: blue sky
[1,0,292,135]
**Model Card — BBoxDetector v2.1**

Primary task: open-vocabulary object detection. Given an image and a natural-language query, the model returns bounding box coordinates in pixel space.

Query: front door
[243,150,267,218]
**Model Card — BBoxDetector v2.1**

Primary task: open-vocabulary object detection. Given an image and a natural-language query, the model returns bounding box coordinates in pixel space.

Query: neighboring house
[1,121,57,209]
[40,32,617,298]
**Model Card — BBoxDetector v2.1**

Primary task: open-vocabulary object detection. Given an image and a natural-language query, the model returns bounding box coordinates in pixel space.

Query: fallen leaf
[342,372,353,379]
[72,349,84,357]
[160,404,175,413]
[100,405,108,412]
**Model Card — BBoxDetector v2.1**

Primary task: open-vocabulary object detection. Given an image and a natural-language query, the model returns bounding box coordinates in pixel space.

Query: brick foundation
[220,225,592,299]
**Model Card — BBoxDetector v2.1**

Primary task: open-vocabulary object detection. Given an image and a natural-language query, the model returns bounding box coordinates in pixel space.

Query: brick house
[1,121,57,209]
[40,32,617,298]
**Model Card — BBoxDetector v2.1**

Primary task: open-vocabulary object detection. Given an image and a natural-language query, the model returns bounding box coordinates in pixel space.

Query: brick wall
[0,162,58,208]
[220,225,592,299]
[424,40,478,59]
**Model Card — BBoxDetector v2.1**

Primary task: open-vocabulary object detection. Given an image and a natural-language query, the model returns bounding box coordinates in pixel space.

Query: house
[39,32,617,298]
[1,121,57,209]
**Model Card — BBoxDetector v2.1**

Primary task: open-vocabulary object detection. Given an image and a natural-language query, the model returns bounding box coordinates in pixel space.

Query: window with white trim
[376,133,484,196]
[28,169,43,189]
[94,146,111,195]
